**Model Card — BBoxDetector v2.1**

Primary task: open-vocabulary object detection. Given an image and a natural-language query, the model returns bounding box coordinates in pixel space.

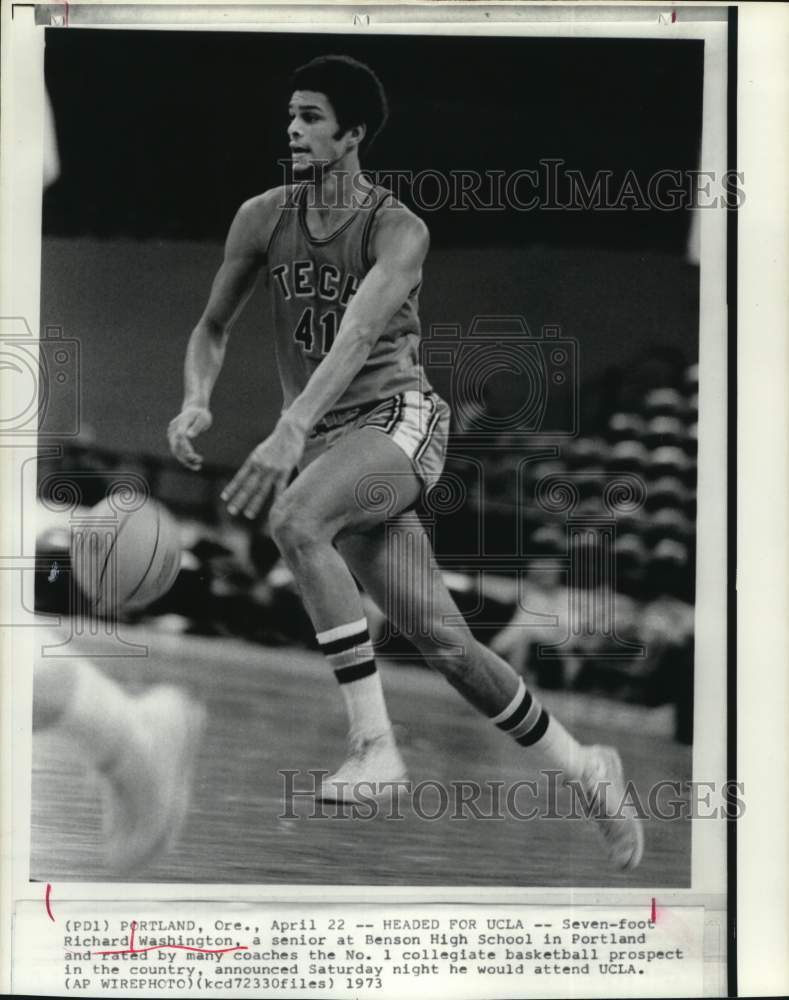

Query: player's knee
[269,494,325,556]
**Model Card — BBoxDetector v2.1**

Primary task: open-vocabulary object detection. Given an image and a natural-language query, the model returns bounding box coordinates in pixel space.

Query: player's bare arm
[222,207,429,519]
[168,193,279,470]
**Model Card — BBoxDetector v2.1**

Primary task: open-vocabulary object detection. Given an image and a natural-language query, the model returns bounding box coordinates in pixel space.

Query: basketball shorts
[301,390,451,491]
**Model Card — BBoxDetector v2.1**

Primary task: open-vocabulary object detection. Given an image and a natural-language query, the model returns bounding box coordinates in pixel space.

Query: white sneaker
[578,744,644,871]
[99,685,206,873]
[318,731,409,803]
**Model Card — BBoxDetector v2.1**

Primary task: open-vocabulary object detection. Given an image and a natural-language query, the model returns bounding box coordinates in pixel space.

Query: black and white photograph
[11,3,789,997]
[27,23,717,888]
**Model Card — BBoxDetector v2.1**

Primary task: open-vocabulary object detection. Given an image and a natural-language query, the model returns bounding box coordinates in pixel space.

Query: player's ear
[347,123,366,150]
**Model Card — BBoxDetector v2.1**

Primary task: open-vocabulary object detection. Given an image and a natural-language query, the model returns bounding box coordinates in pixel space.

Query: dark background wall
[44,29,703,248]
[41,29,702,461]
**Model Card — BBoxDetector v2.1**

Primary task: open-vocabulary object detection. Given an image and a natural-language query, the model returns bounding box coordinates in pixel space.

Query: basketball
[71,496,182,613]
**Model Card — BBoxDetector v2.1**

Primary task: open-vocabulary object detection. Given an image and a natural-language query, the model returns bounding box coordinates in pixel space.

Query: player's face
[287,90,355,175]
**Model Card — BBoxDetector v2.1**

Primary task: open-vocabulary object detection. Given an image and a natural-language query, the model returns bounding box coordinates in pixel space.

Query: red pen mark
[63,1,69,26]
[671,10,677,23]
[651,897,657,922]
[96,942,245,958]
[94,920,247,958]
[45,883,55,922]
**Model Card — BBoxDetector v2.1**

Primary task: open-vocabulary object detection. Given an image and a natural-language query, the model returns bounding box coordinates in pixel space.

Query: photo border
[3,2,782,997]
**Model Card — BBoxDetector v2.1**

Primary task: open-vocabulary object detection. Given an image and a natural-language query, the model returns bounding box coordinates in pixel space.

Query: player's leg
[268,426,423,788]
[34,656,205,871]
[337,516,644,871]
[489,609,536,683]
[337,513,579,748]
[270,425,420,629]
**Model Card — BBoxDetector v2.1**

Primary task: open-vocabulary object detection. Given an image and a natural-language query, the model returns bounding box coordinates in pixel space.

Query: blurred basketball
[71,496,182,613]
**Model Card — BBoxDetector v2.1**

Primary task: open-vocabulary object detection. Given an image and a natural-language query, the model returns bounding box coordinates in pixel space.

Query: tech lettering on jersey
[266,182,427,410]
[270,261,360,306]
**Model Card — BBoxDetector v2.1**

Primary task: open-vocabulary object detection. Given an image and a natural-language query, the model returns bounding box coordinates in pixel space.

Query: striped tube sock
[489,679,585,781]
[316,618,391,741]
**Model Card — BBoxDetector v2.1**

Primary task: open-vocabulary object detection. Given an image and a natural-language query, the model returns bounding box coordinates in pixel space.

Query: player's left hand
[221,417,307,520]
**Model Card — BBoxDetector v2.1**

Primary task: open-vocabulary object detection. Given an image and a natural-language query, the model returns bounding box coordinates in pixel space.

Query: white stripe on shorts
[391,390,436,459]
[382,395,403,433]
[414,397,441,463]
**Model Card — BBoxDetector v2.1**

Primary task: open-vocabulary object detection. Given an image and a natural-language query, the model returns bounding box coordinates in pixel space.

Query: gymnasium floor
[30,625,691,887]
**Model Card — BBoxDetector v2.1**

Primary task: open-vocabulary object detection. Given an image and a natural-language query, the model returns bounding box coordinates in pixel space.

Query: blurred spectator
[490,554,579,689]
[635,540,695,718]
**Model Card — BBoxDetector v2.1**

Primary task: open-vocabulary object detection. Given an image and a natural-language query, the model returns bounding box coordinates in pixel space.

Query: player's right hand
[167,405,213,471]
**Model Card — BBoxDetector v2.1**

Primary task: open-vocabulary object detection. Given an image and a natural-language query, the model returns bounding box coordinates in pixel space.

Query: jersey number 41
[293,307,337,355]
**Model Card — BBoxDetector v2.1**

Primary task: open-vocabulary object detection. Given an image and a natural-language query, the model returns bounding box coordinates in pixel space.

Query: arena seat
[565,436,608,468]
[609,439,650,470]
[645,476,688,511]
[614,533,649,569]
[607,412,646,442]
[652,537,690,564]
[643,387,685,417]
[648,445,691,480]
[643,415,685,449]
[645,508,694,545]
[528,524,566,555]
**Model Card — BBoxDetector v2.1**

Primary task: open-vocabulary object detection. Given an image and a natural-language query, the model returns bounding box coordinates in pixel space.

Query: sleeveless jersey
[265,183,429,411]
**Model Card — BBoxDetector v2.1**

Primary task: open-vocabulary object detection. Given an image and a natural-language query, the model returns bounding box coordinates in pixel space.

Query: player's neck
[309,157,371,218]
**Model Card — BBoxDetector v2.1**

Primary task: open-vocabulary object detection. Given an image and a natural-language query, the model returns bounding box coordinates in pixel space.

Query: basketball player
[33,91,205,874]
[168,55,643,870]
